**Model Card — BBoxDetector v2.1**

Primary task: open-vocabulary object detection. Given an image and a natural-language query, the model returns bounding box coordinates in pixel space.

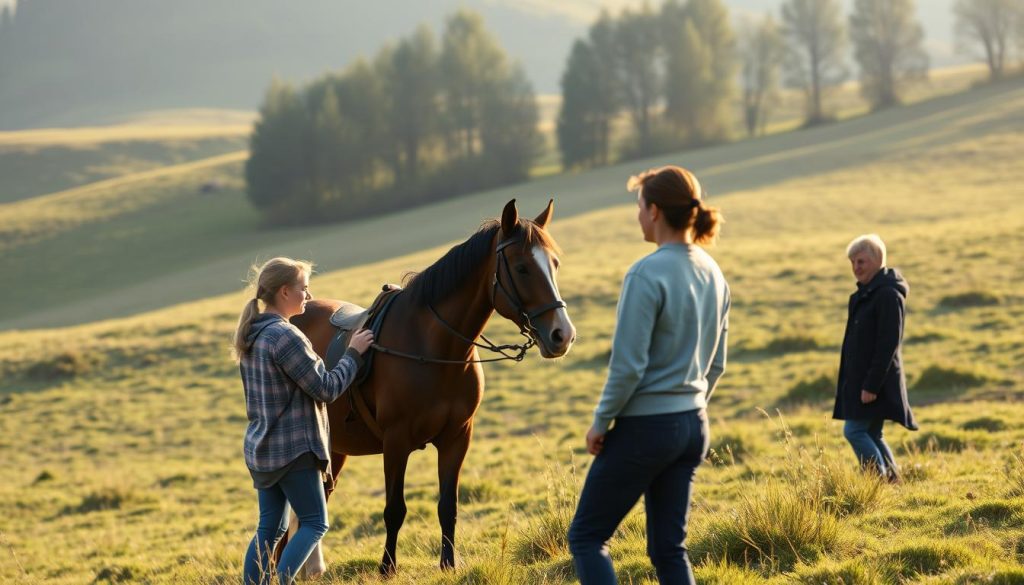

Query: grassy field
[1,72,1023,583]
[0,119,248,204]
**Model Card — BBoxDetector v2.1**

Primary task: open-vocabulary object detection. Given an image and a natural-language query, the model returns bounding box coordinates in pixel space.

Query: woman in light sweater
[568,166,729,585]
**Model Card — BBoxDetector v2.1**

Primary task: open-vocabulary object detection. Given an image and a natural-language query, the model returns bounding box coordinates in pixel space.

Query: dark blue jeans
[843,418,896,477]
[568,409,709,585]
[243,467,329,585]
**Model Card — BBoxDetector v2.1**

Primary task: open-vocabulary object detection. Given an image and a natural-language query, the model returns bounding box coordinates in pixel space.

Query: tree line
[245,10,539,223]
[558,0,1024,170]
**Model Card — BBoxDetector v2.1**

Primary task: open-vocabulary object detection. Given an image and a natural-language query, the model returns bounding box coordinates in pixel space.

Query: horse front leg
[436,423,472,570]
[380,441,412,577]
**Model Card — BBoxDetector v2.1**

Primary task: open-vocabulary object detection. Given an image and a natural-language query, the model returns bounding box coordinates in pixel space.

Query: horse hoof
[379,561,397,578]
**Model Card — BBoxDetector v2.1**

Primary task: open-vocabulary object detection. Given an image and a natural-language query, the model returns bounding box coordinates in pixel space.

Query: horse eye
[515,265,529,275]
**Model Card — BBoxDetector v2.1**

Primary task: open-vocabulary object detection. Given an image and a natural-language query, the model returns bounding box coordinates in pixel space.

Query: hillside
[0,77,1020,331]
[0,73,1022,584]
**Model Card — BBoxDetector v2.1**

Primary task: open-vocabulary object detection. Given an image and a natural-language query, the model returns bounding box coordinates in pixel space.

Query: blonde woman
[234,258,373,585]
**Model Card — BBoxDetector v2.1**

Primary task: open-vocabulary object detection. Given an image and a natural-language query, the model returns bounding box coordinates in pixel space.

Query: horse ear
[534,198,554,229]
[501,199,518,238]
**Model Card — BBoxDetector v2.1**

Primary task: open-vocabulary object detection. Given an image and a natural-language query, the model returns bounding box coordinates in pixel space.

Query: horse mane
[402,218,561,307]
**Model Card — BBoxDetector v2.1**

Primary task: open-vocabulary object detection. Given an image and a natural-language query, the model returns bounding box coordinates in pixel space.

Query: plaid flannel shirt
[240,313,360,473]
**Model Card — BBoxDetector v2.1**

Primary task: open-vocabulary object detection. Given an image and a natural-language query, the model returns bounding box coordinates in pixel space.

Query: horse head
[492,199,576,358]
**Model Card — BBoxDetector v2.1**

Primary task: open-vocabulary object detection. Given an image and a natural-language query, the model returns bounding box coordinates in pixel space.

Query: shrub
[906,431,970,453]
[946,499,1024,535]
[966,499,1024,526]
[458,479,503,504]
[938,291,1001,309]
[760,334,824,354]
[511,464,579,564]
[814,457,888,516]
[792,558,897,584]
[881,540,978,577]
[913,365,991,392]
[780,373,835,405]
[693,559,765,584]
[93,565,140,583]
[897,442,936,482]
[63,485,153,515]
[960,416,1007,431]
[709,430,759,465]
[322,558,377,581]
[1005,451,1024,497]
[27,349,98,380]
[437,560,523,585]
[691,481,849,571]
[947,567,1024,585]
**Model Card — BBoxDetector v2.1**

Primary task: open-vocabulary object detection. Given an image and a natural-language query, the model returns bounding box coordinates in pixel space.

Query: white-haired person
[234,257,374,585]
[833,235,918,483]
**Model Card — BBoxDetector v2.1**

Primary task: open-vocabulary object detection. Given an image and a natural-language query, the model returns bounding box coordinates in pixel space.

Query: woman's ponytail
[693,203,722,245]
[232,297,261,362]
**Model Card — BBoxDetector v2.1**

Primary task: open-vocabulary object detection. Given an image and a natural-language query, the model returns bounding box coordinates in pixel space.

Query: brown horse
[290,199,576,575]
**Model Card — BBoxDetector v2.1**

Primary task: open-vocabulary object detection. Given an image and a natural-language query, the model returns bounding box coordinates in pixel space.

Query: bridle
[370,236,567,365]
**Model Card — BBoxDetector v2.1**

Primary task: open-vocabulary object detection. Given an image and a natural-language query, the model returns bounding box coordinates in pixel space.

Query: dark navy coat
[833,268,918,430]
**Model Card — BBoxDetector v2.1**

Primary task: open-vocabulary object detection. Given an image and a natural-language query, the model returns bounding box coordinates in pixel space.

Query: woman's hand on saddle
[349,329,375,355]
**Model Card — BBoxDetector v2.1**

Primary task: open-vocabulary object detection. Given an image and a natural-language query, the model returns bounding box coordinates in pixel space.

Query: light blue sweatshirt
[592,243,730,433]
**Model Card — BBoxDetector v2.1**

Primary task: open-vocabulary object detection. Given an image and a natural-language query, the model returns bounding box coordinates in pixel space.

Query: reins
[368,236,566,365]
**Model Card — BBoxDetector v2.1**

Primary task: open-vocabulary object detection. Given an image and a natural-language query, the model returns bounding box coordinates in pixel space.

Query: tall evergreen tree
[614,4,662,157]
[480,64,540,184]
[557,39,605,169]
[780,0,848,125]
[849,0,929,109]
[439,10,506,160]
[383,25,437,184]
[244,8,538,222]
[586,11,622,165]
[662,0,736,144]
[246,79,313,220]
[332,58,387,194]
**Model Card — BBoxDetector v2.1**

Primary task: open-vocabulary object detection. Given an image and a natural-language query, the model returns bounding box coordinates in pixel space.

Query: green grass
[0,123,247,203]
[0,71,1023,584]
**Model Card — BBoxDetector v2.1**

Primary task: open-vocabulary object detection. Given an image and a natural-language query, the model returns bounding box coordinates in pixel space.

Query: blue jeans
[243,467,329,585]
[843,418,897,477]
[568,410,709,585]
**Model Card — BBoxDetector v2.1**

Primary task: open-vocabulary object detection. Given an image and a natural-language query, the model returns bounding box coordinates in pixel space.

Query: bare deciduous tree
[954,0,1016,79]
[849,0,929,109]
[780,0,848,125]
[739,15,786,137]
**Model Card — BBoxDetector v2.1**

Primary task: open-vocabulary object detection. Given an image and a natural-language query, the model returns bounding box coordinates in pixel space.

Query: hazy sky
[0,0,964,66]
[499,0,962,65]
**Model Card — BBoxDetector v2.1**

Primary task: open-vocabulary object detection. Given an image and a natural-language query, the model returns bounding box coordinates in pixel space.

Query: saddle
[324,284,402,440]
